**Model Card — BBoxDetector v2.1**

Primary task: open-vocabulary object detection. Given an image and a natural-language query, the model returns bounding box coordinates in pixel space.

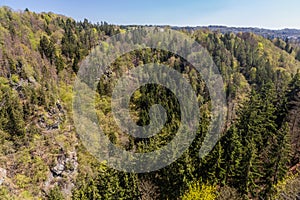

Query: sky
[1,0,300,29]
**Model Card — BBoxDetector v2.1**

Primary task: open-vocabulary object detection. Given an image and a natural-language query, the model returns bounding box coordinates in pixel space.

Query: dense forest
[0,6,300,199]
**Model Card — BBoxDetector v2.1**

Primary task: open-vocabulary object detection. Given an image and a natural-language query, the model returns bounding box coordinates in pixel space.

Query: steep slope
[0,6,116,199]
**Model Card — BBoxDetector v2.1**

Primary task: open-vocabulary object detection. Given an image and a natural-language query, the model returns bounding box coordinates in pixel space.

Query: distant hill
[125,25,300,41]
[172,25,300,41]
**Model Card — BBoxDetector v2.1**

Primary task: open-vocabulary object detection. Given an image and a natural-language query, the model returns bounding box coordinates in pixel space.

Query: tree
[39,35,55,64]
[296,49,300,61]
[223,125,243,187]
[181,182,217,200]
[232,86,278,198]
[48,186,64,200]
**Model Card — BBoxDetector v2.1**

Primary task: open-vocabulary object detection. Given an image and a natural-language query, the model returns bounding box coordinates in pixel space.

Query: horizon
[2,6,300,31]
[1,0,300,30]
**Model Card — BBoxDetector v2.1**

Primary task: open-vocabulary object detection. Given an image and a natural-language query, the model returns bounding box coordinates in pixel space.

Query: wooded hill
[0,6,299,199]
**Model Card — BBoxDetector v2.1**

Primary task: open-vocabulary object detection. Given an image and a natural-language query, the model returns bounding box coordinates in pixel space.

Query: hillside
[0,6,299,199]
[175,25,300,40]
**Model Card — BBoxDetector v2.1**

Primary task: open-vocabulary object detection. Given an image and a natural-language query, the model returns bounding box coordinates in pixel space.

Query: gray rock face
[47,150,78,198]
[51,155,66,176]
[50,151,78,177]
[0,168,7,185]
[47,123,59,130]
[49,150,78,176]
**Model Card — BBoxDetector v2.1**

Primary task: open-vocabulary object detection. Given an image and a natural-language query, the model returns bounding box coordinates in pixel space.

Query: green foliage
[0,84,25,137]
[181,182,217,200]
[39,35,55,63]
[15,174,31,188]
[48,186,64,200]
[0,6,299,200]
[0,186,14,200]
[273,173,300,199]
[72,163,139,200]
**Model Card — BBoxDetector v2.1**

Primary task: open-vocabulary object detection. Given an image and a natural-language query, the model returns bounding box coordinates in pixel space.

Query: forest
[0,6,300,199]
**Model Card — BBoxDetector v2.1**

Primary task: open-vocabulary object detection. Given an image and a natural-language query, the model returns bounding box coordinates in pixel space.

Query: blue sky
[1,0,300,29]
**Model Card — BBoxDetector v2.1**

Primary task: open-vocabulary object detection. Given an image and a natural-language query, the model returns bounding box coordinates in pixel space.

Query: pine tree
[223,125,243,186]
